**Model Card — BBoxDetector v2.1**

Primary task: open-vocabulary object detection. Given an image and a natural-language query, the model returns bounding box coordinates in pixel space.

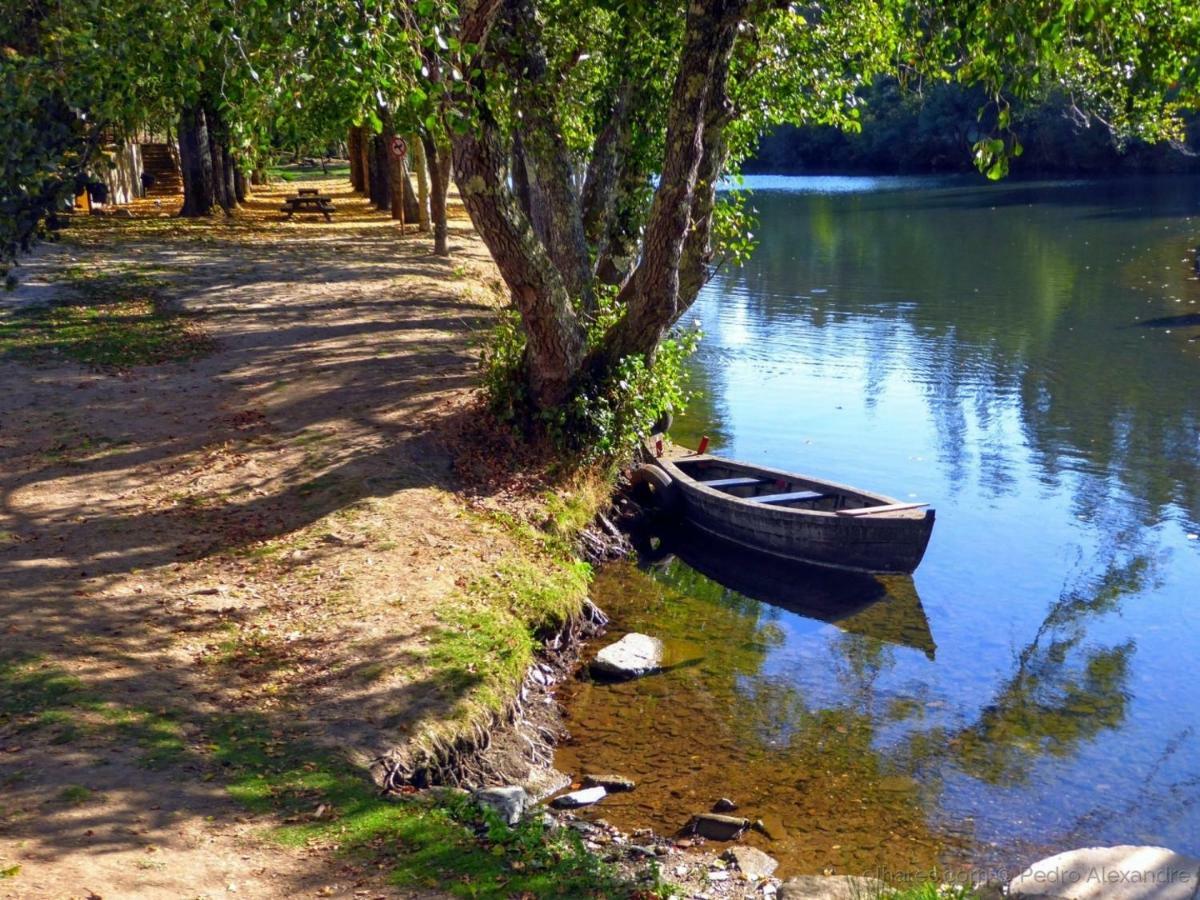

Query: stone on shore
[582,773,636,792]
[724,845,779,880]
[778,875,887,899]
[712,797,738,812]
[687,813,751,841]
[473,785,529,825]
[550,786,607,809]
[1008,845,1200,900]
[591,633,663,680]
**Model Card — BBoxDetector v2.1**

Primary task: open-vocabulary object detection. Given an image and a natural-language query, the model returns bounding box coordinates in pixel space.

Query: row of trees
[3,0,1199,431]
[749,79,1200,176]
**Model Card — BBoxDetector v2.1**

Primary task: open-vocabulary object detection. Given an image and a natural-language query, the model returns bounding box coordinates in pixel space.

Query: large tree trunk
[367,134,390,210]
[452,110,586,406]
[381,108,407,222]
[234,166,248,203]
[401,164,421,224]
[178,103,214,217]
[348,128,365,191]
[221,145,238,210]
[358,126,373,195]
[581,80,632,250]
[600,0,744,362]
[496,0,593,309]
[411,135,431,232]
[422,132,450,256]
[447,0,746,410]
[204,101,232,215]
[511,132,533,224]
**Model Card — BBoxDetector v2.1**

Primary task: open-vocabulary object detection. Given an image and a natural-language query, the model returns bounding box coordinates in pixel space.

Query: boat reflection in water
[631,521,937,659]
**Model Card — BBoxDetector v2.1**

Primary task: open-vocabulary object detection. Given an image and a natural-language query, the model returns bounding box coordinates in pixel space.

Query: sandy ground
[0,182,520,899]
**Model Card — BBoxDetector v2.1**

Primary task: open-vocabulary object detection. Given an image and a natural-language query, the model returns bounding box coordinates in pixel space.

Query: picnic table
[281,191,334,221]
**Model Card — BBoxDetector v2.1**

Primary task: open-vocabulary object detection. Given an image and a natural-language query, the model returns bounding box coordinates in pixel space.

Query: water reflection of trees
[900,542,1153,792]
[700,181,1200,529]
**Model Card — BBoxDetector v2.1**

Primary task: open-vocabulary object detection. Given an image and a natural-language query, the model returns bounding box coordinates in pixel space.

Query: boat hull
[655,454,935,574]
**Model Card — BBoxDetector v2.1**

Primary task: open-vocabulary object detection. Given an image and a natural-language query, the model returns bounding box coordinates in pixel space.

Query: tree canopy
[3,0,1197,440]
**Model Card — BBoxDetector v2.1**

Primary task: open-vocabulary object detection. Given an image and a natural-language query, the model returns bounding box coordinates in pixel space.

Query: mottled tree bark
[451,108,586,406]
[601,0,745,362]
[511,132,533,225]
[580,80,631,249]
[496,0,593,309]
[449,0,748,409]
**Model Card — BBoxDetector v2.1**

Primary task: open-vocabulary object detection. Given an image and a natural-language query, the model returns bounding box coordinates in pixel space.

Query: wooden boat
[637,447,935,574]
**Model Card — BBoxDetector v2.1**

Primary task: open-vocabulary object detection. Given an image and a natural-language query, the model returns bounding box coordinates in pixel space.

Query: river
[555,175,1200,882]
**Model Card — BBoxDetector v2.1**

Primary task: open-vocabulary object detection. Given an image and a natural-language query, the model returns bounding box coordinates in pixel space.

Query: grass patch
[0,865,20,879]
[57,785,94,804]
[0,655,186,768]
[207,716,650,898]
[268,163,352,183]
[429,553,589,719]
[1,654,661,896]
[0,265,210,369]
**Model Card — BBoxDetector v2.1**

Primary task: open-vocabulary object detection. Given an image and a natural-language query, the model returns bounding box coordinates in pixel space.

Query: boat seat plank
[836,502,929,517]
[747,490,831,505]
[702,477,766,490]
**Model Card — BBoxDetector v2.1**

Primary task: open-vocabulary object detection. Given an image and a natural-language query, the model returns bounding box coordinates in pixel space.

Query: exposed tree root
[376,597,609,793]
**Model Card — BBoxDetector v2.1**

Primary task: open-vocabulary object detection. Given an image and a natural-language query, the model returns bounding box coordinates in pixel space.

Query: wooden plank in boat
[748,490,829,505]
[836,502,929,517]
[703,477,766,489]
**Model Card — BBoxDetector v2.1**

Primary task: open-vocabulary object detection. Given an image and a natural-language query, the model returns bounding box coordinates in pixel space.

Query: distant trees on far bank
[748,79,1200,177]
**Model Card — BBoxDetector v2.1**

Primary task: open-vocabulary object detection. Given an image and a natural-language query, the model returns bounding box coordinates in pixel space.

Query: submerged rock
[473,785,529,825]
[591,633,664,680]
[550,786,607,809]
[778,875,887,899]
[1008,845,1200,899]
[582,773,636,792]
[724,845,778,880]
[687,813,751,841]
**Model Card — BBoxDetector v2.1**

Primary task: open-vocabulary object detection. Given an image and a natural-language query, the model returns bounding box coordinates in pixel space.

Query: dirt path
[0,182,523,899]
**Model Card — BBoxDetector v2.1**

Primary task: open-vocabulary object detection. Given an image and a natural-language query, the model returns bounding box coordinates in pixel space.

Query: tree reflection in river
[566,176,1200,874]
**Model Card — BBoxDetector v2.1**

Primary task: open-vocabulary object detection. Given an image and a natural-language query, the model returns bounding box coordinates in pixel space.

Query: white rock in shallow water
[472,785,529,825]
[591,633,664,679]
[550,786,607,809]
[1008,845,1200,899]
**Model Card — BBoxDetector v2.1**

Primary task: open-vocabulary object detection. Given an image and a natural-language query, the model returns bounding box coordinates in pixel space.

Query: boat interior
[672,456,911,515]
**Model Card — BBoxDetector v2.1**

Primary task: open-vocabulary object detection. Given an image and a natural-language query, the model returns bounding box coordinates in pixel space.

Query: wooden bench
[748,490,831,506]
[281,194,335,221]
[702,477,766,490]
[297,187,321,196]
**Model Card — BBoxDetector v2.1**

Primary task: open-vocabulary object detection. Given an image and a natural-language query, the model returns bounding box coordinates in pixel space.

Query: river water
[555,175,1200,882]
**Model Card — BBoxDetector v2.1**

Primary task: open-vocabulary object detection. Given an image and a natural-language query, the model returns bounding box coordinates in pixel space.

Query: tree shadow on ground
[0,197,532,897]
